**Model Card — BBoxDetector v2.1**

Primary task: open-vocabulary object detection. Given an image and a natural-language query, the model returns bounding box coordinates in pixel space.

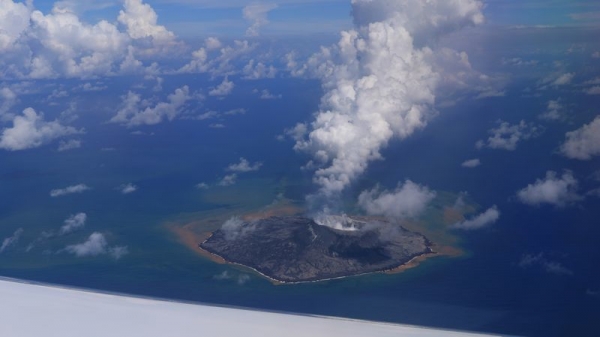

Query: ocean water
[0,77,599,337]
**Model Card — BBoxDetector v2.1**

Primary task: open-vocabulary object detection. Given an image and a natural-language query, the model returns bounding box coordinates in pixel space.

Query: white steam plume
[292,0,484,205]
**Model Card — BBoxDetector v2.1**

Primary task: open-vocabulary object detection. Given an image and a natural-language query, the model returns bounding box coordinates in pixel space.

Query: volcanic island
[199,215,435,283]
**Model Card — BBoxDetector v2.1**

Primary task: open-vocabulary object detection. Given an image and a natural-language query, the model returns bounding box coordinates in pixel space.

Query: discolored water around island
[200,216,434,283]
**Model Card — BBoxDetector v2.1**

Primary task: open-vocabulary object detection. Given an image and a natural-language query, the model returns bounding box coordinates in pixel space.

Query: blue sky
[27,0,600,37]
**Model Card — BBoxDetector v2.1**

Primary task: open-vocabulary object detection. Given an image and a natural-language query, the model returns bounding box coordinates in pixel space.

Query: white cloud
[291,0,484,200]
[0,0,30,52]
[584,86,600,95]
[517,171,581,207]
[50,184,91,197]
[0,0,179,79]
[560,115,600,160]
[26,212,88,251]
[243,59,277,79]
[209,77,234,97]
[552,73,574,86]
[0,228,23,253]
[221,216,256,240]
[57,139,82,151]
[358,180,436,219]
[539,99,564,121]
[178,48,208,73]
[223,108,246,116]
[120,183,138,194]
[536,72,575,90]
[196,182,209,189]
[59,213,87,235]
[461,158,481,168]
[204,37,222,50]
[0,87,18,120]
[178,40,255,76]
[64,232,128,259]
[519,253,572,276]
[243,2,278,37]
[584,77,600,85]
[258,89,281,99]
[0,108,83,151]
[451,206,500,230]
[26,6,130,78]
[110,86,191,126]
[476,120,541,151]
[218,174,237,186]
[501,57,538,67]
[118,0,177,50]
[79,82,108,92]
[227,157,262,172]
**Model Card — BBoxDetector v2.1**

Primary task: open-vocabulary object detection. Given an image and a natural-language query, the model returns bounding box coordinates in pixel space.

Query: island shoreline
[197,233,443,285]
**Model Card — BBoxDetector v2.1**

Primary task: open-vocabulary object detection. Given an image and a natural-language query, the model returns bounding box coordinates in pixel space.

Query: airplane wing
[0,278,508,337]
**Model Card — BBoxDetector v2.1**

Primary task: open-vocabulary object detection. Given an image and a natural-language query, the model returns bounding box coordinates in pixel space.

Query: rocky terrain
[200,215,433,283]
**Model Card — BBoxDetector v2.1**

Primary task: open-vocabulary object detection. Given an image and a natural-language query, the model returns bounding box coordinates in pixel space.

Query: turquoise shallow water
[0,78,599,337]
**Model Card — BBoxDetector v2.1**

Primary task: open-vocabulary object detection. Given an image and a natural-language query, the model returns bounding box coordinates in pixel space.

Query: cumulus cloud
[64,232,128,259]
[204,37,222,50]
[196,182,209,189]
[290,0,484,201]
[519,253,572,276]
[120,183,138,194]
[209,77,234,97]
[57,139,82,151]
[178,40,255,77]
[59,213,87,235]
[0,0,179,79]
[476,120,541,151]
[517,171,581,207]
[221,216,255,241]
[50,184,91,197]
[0,0,30,52]
[257,89,281,99]
[584,86,600,95]
[227,157,262,172]
[218,174,237,186]
[0,228,23,253]
[243,59,277,79]
[0,108,83,151]
[28,212,87,250]
[451,206,500,230]
[0,87,18,120]
[243,2,278,37]
[358,180,436,219]
[552,73,575,86]
[539,99,564,121]
[461,158,481,168]
[560,116,600,160]
[110,86,191,126]
[536,72,575,90]
[118,0,178,52]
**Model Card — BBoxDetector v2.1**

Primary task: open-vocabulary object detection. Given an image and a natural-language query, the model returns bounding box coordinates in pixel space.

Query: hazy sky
[26,0,600,37]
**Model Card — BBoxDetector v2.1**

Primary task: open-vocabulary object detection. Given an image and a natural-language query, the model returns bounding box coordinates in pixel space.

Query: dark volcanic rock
[200,215,433,283]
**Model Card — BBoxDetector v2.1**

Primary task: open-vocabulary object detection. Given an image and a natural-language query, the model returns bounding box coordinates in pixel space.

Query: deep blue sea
[0,76,599,337]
